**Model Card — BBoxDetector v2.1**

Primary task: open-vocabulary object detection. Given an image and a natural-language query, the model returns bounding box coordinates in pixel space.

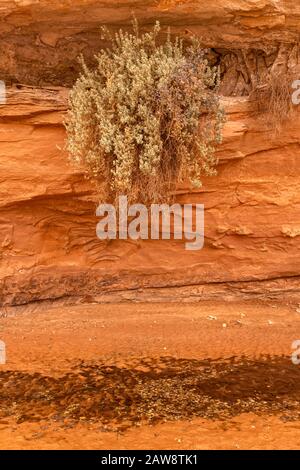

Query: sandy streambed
[0,300,300,449]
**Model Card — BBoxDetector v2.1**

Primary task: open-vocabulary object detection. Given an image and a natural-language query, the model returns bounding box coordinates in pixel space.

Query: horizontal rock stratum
[0,0,299,306]
[0,0,300,86]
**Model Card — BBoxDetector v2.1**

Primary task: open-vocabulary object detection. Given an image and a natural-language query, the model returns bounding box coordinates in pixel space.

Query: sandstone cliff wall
[0,1,299,305]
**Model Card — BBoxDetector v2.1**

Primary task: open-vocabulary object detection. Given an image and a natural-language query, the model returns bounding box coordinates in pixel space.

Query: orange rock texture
[0,1,299,305]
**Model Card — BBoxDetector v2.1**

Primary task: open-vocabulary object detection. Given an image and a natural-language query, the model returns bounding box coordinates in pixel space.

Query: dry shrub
[252,69,295,133]
[66,21,225,205]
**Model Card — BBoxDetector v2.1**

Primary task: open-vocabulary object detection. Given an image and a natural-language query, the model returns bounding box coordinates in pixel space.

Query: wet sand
[1,300,300,449]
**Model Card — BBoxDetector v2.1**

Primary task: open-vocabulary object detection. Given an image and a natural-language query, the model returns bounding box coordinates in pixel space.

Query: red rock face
[0,1,299,306]
[1,0,300,87]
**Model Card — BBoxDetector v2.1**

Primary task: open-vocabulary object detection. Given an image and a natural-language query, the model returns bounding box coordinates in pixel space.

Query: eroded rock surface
[0,0,300,86]
[0,1,299,305]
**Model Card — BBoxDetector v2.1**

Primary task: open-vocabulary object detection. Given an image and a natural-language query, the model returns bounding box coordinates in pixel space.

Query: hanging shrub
[66,21,225,205]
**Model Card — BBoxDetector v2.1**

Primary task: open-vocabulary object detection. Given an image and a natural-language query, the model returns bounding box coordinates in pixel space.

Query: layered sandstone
[0,1,299,306]
[1,0,300,87]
